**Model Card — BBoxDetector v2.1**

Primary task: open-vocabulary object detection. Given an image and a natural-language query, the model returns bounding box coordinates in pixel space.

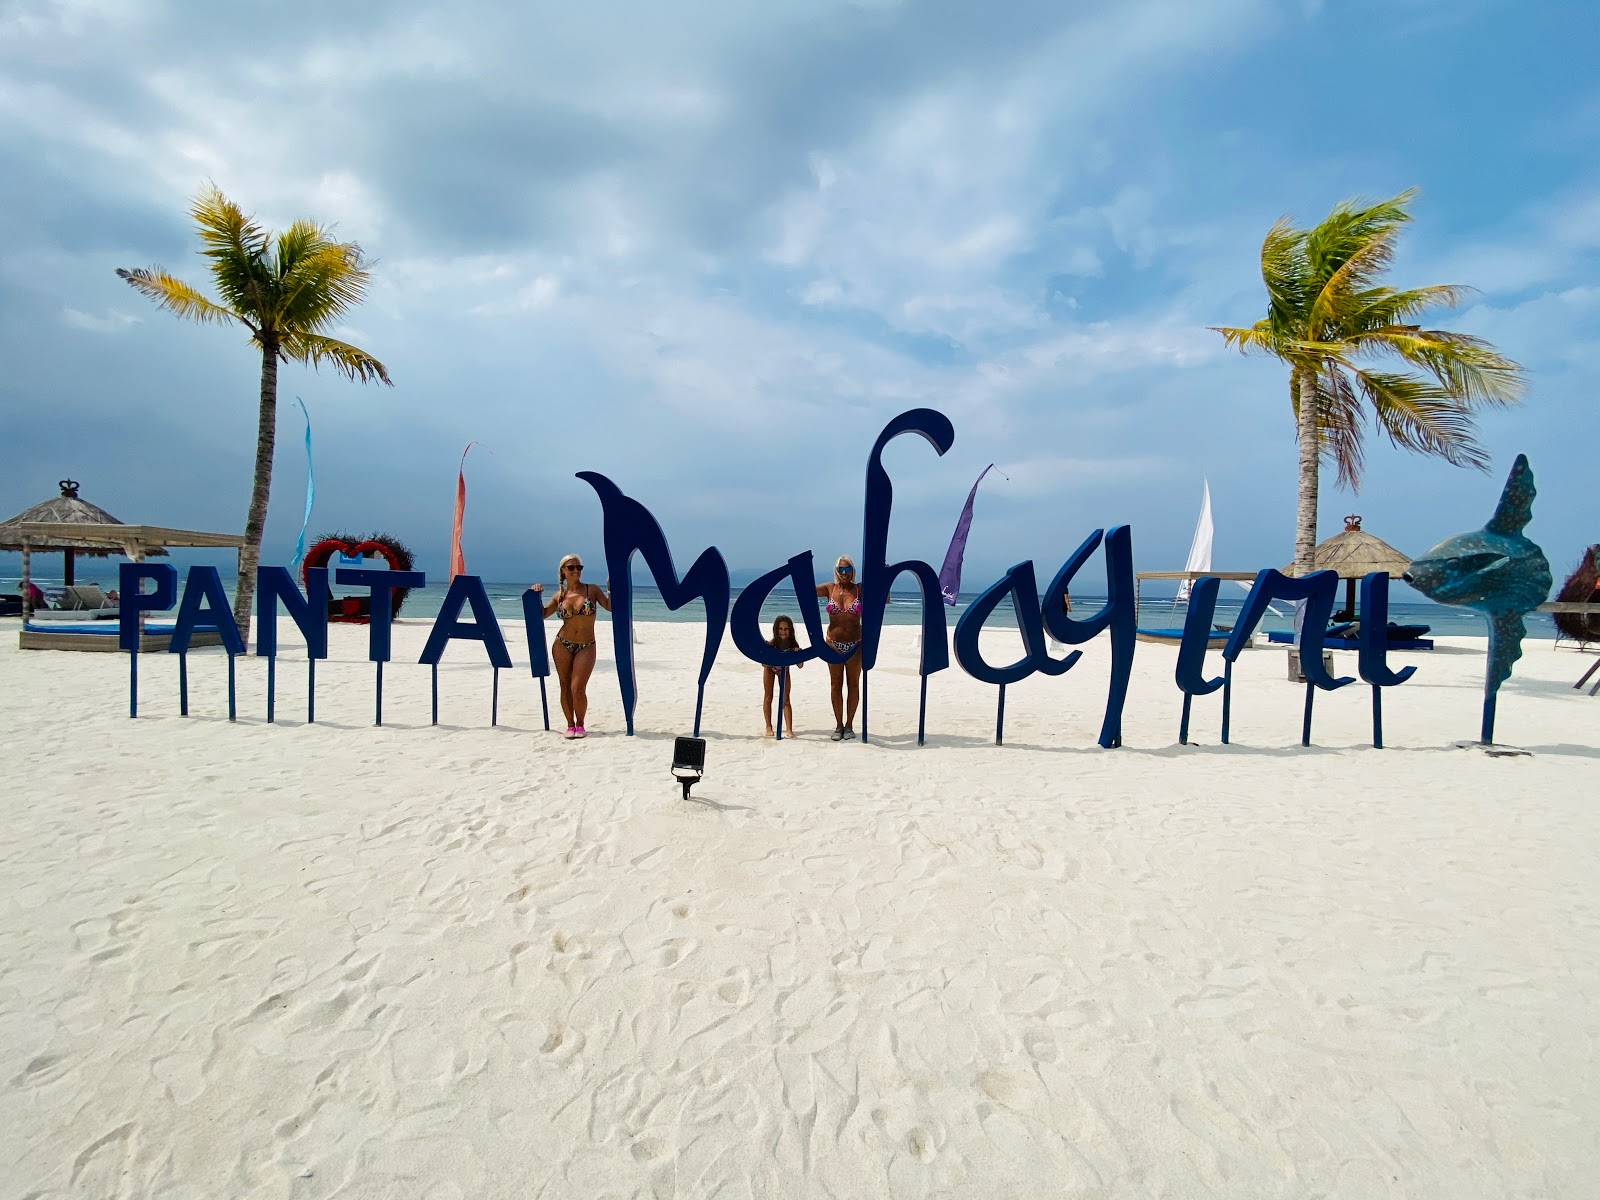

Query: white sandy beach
[2,617,1597,1198]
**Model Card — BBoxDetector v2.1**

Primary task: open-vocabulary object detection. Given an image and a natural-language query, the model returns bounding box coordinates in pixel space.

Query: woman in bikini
[815,555,862,741]
[761,615,804,737]
[532,553,611,739]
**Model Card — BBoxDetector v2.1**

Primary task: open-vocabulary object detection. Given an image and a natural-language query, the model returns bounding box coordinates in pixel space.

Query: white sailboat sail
[1176,478,1213,602]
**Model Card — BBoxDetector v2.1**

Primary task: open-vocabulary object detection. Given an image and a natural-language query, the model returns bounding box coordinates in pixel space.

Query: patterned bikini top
[560,593,596,619]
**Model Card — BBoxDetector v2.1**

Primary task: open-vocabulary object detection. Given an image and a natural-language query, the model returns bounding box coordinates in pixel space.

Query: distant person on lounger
[816,555,863,741]
[25,580,46,611]
[533,554,611,740]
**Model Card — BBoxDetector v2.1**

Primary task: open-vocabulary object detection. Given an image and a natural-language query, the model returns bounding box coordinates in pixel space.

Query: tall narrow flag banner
[291,397,314,572]
[938,464,995,605]
[450,442,479,580]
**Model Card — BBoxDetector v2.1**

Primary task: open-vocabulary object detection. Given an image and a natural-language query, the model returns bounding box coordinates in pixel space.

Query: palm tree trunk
[232,335,279,636]
[1294,366,1320,575]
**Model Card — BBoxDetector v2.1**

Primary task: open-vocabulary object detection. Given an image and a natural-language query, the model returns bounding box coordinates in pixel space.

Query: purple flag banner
[938,464,994,605]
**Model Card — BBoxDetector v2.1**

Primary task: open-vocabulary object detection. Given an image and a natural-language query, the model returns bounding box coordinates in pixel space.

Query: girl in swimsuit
[814,555,863,740]
[762,615,804,737]
[532,553,611,739]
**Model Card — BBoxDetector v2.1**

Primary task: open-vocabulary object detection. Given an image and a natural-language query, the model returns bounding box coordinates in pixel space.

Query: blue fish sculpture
[1403,454,1551,744]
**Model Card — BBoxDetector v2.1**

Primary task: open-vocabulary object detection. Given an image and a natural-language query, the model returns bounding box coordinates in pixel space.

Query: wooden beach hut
[12,521,244,652]
[0,479,168,589]
[1282,514,1411,618]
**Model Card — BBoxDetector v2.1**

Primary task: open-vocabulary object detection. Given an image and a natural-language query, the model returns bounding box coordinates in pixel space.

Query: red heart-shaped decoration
[302,537,409,623]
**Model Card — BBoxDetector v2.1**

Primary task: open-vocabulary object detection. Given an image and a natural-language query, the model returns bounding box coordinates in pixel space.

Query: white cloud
[62,306,137,332]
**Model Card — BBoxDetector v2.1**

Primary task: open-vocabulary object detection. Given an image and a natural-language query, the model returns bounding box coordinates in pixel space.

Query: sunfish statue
[1403,453,1551,746]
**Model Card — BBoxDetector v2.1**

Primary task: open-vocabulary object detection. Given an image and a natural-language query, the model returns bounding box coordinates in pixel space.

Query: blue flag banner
[291,397,314,572]
[938,464,994,605]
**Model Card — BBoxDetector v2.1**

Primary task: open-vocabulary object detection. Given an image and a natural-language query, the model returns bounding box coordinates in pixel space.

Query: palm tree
[1213,188,1524,575]
[118,184,392,632]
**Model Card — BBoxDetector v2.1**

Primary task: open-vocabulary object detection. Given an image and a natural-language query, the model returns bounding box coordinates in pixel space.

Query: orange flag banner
[450,442,480,580]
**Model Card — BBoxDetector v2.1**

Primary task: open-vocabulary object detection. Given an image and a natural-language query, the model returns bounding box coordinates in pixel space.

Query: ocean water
[6,570,1557,640]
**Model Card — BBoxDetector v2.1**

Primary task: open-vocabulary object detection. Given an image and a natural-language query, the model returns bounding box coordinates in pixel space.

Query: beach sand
[3,617,1597,1198]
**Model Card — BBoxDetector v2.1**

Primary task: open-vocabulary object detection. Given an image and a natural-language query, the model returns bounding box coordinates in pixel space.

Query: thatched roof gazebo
[0,479,167,587]
[1282,514,1411,618]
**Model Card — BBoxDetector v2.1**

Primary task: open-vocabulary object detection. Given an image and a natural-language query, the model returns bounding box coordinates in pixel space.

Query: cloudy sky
[2,0,1595,592]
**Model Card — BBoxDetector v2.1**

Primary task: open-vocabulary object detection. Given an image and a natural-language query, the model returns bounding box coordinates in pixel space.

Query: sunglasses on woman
[836,565,854,576]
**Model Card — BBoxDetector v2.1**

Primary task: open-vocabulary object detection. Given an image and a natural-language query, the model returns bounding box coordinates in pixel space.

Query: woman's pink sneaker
[574,725,587,739]
[563,726,577,739]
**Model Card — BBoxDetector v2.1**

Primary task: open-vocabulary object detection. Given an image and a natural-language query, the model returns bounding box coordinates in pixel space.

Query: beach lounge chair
[61,584,114,611]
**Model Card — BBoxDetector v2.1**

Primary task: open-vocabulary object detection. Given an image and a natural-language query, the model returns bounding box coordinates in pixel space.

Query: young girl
[762,615,804,737]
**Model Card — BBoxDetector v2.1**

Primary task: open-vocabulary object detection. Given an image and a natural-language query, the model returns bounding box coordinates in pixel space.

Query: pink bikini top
[826,593,862,615]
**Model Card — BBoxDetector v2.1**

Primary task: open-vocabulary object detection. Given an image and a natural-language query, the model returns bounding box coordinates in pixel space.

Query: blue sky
[2,0,1595,593]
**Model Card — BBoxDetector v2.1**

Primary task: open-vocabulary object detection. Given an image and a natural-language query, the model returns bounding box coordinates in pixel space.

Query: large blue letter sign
[730,552,839,669]
[860,408,955,742]
[420,575,512,727]
[1041,525,1137,749]
[420,575,513,668]
[520,588,552,730]
[170,566,246,656]
[336,567,428,663]
[256,566,329,724]
[170,565,247,721]
[1226,568,1353,746]
[337,565,427,726]
[256,566,330,660]
[1173,574,1225,744]
[954,559,1074,744]
[1356,572,1416,748]
[578,471,730,737]
[119,562,177,652]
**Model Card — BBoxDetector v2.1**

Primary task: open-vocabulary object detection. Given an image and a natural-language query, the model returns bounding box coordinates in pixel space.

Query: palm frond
[280,330,392,385]
[1211,321,1288,357]
[1355,368,1490,470]
[1259,216,1309,330]
[114,267,245,329]
[1341,284,1471,332]
[190,183,274,316]
[1313,365,1367,490]
[1305,188,1418,282]
[278,243,373,330]
[1305,224,1403,337]
[1349,326,1525,406]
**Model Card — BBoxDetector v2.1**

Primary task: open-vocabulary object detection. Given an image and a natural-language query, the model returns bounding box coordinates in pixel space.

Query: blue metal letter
[860,409,955,678]
[419,574,513,668]
[256,566,329,659]
[170,566,246,656]
[577,471,730,736]
[119,562,177,651]
[954,560,1077,686]
[1173,575,1225,744]
[1040,525,1138,749]
[1356,572,1417,749]
[1227,568,1352,746]
[730,552,835,668]
[336,567,427,662]
[520,588,552,730]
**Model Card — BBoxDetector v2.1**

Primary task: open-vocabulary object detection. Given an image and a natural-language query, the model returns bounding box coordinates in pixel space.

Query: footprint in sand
[1022,1029,1058,1064]
[645,938,697,970]
[715,968,752,1006]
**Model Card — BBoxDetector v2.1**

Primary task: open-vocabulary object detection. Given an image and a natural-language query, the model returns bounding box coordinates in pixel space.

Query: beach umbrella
[0,479,167,587]
[1282,514,1410,617]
